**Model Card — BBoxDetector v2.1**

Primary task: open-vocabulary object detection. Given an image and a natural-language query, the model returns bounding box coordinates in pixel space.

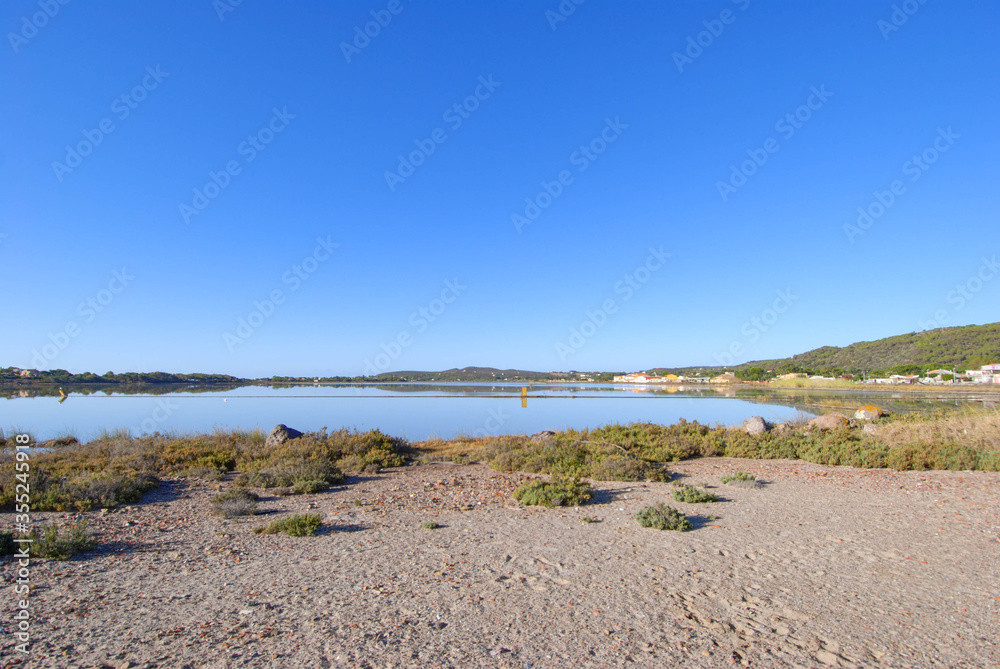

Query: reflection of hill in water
[8,382,993,418]
[2,383,248,400]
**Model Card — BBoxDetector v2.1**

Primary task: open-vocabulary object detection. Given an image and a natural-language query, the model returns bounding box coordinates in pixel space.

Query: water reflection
[2,382,993,443]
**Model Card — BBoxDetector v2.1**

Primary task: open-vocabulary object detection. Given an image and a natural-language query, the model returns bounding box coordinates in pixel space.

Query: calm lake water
[1,383,991,443]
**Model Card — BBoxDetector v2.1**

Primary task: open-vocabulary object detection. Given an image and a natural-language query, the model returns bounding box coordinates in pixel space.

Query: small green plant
[185,465,226,481]
[513,477,594,508]
[254,513,323,536]
[211,488,259,518]
[352,499,364,507]
[580,516,601,524]
[422,521,441,530]
[31,520,96,560]
[0,531,15,556]
[635,503,692,531]
[721,471,756,485]
[290,479,329,495]
[671,484,718,504]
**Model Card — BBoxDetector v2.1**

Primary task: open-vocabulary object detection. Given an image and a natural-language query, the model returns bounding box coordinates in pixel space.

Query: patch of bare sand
[3,460,998,668]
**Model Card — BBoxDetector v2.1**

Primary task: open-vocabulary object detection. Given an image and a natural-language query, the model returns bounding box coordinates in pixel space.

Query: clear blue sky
[3,1,998,377]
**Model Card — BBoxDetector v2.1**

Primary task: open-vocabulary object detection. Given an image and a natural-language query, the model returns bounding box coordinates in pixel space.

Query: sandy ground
[2,459,999,669]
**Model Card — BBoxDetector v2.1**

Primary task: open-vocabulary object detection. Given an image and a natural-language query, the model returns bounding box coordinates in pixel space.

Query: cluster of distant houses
[7,367,40,378]
[613,373,716,384]
[861,363,1000,385]
[614,364,1000,386]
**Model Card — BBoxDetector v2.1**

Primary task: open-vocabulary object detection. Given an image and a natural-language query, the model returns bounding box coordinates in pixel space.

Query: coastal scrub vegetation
[721,471,757,486]
[30,520,96,560]
[0,427,411,512]
[672,484,719,504]
[635,504,692,531]
[513,477,594,507]
[254,513,323,537]
[211,488,259,518]
[417,406,1000,479]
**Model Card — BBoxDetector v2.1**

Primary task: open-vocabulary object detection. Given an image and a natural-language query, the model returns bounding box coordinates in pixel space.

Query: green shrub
[635,503,692,531]
[27,471,159,512]
[0,427,412,512]
[422,521,441,530]
[721,471,756,484]
[290,479,329,495]
[31,520,95,560]
[0,531,15,556]
[589,455,670,482]
[184,465,226,481]
[235,461,344,489]
[254,513,323,537]
[513,477,593,507]
[671,484,718,503]
[211,488,258,518]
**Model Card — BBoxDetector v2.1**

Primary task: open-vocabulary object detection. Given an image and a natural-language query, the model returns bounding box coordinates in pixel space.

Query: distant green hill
[757,323,1000,373]
[653,322,1000,377]
[371,367,570,382]
[0,368,244,385]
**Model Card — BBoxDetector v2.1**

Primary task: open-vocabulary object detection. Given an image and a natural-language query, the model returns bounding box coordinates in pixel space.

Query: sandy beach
[3,458,999,668]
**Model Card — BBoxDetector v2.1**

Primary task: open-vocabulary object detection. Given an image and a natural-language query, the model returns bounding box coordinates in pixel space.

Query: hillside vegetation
[757,323,1000,373]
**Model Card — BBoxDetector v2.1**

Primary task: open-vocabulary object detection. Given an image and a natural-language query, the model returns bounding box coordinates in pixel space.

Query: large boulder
[854,405,884,421]
[807,413,850,431]
[743,416,768,435]
[530,430,556,442]
[266,424,303,448]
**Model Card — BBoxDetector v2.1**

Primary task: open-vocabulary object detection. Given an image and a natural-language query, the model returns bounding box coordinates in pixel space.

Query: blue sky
[2,0,998,377]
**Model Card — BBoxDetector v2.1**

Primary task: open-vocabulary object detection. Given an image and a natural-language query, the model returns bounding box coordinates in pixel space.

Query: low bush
[211,488,258,518]
[513,477,593,508]
[635,503,692,531]
[721,471,756,485]
[254,513,323,537]
[0,427,412,512]
[422,521,441,530]
[235,460,344,489]
[672,484,718,504]
[184,465,226,481]
[290,479,329,495]
[0,531,14,556]
[2,470,159,512]
[31,520,96,560]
